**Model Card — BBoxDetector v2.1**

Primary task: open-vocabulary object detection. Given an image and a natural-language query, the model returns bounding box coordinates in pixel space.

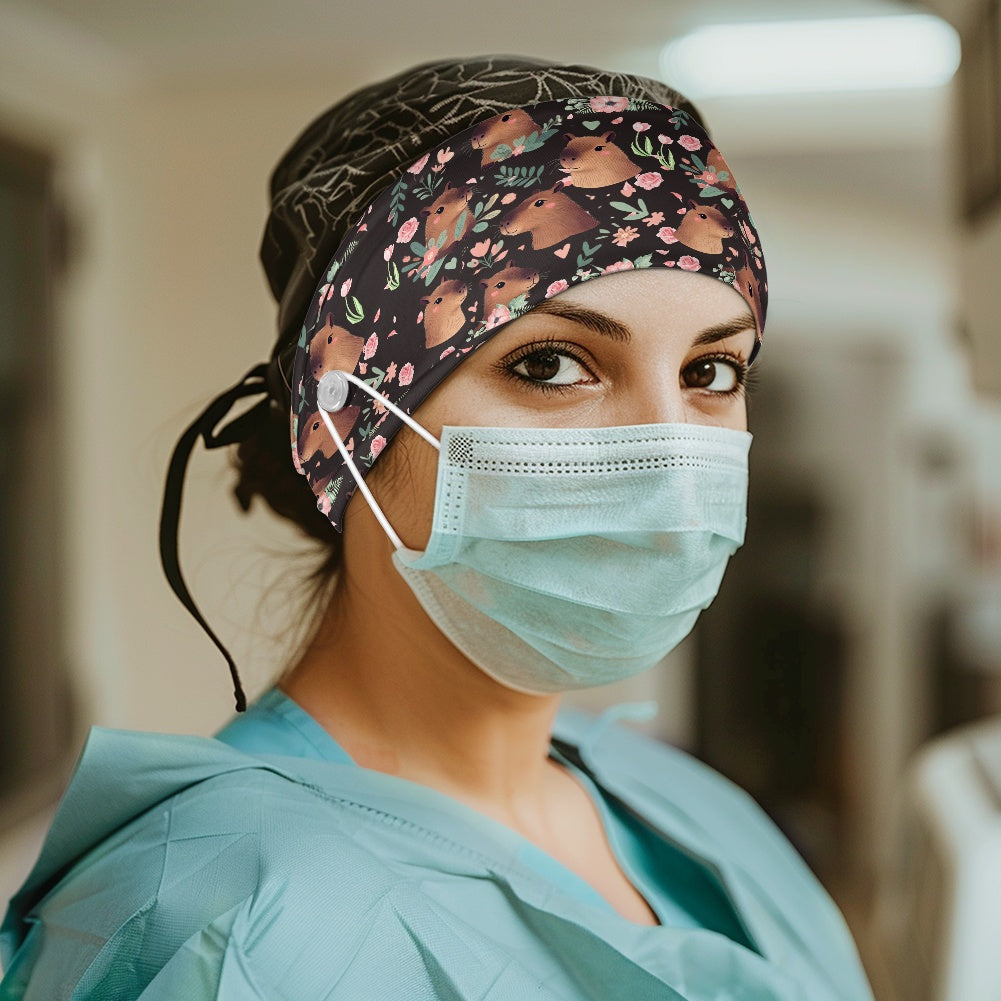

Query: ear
[420,296,431,306]
[443,181,453,191]
[563,132,576,141]
[551,180,567,193]
[421,207,431,217]
[479,280,490,289]
[601,131,616,143]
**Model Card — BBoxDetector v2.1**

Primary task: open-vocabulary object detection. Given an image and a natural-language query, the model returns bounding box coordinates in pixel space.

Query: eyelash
[686,351,749,397]
[497,339,595,396]
[499,340,750,399]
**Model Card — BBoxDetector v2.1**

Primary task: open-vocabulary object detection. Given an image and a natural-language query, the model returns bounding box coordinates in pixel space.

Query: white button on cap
[317,370,350,412]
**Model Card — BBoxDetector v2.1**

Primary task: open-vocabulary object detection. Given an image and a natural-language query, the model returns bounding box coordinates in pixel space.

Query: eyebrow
[529,298,756,346]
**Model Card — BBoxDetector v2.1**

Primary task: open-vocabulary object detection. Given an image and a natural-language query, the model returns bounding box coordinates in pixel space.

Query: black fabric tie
[159,364,271,712]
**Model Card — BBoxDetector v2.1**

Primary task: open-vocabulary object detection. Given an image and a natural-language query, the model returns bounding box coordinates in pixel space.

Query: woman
[0,58,874,1000]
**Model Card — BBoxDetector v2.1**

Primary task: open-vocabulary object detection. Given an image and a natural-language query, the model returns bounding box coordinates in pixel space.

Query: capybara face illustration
[674,202,735,255]
[479,265,539,311]
[499,183,598,250]
[558,132,640,189]
[422,183,474,249]
[420,279,468,349]
[470,109,539,165]
[297,407,361,464]
[308,318,365,382]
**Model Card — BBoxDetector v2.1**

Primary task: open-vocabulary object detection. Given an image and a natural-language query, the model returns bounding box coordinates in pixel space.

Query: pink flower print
[407,153,430,174]
[501,192,518,204]
[698,170,719,187]
[511,145,526,156]
[383,245,394,262]
[418,245,439,275]
[621,181,636,197]
[484,304,511,330]
[436,147,454,165]
[363,333,378,359]
[740,220,757,245]
[373,308,381,322]
[317,492,332,517]
[645,211,665,227]
[657,226,679,244]
[369,435,387,459]
[657,134,673,145]
[340,278,352,297]
[397,217,419,243]
[632,122,651,132]
[678,255,701,271]
[612,226,640,247]
[635,172,663,191]
[678,135,702,151]
[357,224,368,233]
[470,238,491,258]
[611,116,623,125]
[385,361,398,382]
[590,96,629,113]
[398,362,415,386]
[546,279,569,298]
[439,346,456,359]
[603,260,635,274]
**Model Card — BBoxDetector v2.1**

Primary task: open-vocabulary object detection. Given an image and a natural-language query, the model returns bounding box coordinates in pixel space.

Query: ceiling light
[660,15,961,97]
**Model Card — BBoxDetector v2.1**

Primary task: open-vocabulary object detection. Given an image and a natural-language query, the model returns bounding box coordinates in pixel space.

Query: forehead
[542,268,756,337]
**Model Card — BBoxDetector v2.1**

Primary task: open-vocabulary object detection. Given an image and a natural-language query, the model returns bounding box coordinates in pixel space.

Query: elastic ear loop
[316,370,440,551]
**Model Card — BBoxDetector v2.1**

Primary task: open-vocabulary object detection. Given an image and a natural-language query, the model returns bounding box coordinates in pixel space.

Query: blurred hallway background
[1,1,999,997]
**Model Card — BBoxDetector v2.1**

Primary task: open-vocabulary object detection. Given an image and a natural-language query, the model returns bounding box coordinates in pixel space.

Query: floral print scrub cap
[160,58,767,710]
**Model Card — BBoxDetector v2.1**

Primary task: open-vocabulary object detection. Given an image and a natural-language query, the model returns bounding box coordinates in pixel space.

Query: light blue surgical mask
[316,371,750,694]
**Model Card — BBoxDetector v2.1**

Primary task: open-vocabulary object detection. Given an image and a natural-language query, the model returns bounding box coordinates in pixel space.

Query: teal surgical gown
[0,691,874,1000]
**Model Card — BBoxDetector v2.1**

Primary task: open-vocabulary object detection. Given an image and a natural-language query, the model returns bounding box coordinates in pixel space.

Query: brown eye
[495,281,505,289]
[519,351,561,381]
[533,199,545,207]
[595,145,604,151]
[684,359,739,392]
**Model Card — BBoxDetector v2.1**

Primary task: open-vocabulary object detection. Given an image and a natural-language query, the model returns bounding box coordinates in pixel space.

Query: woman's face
[359,268,757,551]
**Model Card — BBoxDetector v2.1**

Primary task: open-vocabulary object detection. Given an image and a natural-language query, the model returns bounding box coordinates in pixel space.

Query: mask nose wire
[316,369,441,551]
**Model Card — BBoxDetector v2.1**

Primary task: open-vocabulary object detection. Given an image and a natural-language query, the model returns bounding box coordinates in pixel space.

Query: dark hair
[233,56,704,559]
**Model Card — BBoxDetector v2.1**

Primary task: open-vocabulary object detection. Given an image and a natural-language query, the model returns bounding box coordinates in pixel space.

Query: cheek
[366,429,439,552]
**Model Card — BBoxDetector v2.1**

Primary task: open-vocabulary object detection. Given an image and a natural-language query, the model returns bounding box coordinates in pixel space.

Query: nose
[616,378,690,427]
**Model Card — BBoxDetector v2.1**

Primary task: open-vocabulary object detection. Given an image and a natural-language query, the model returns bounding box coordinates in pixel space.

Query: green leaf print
[386,260,400,291]
[413,172,444,201]
[493,164,546,188]
[610,198,649,222]
[388,177,409,226]
[423,258,445,286]
[344,296,365,324]
[576,239,601,270]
